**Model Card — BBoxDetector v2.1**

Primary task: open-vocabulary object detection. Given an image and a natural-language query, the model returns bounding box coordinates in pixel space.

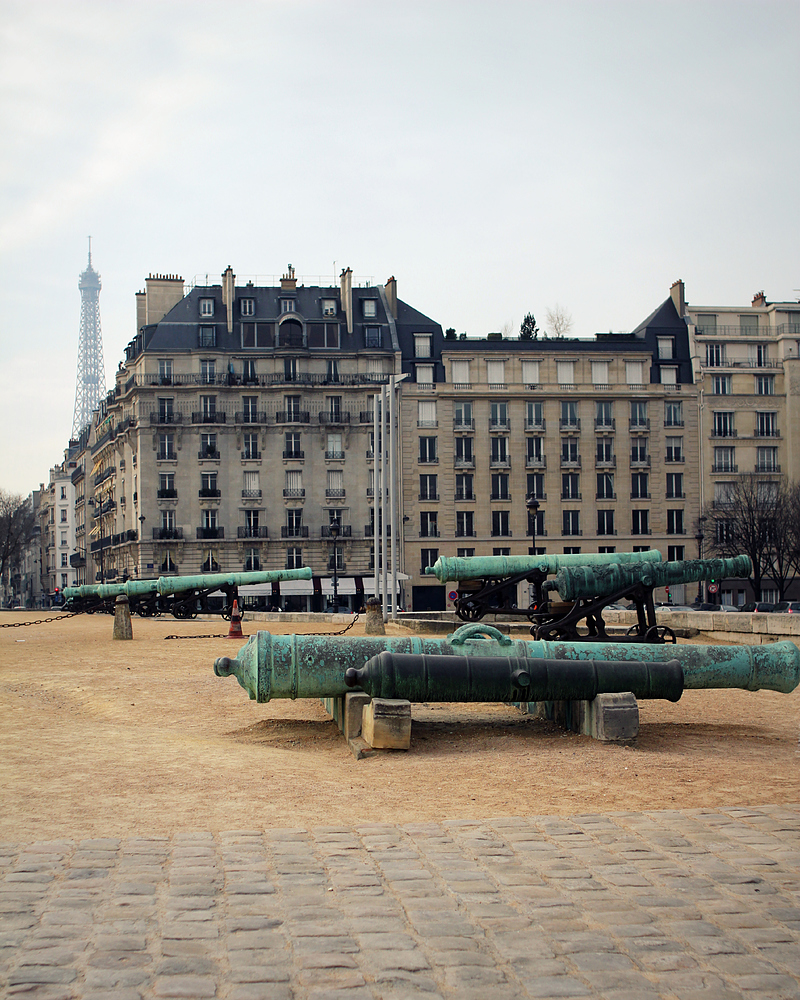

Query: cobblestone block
[152,974,217,997]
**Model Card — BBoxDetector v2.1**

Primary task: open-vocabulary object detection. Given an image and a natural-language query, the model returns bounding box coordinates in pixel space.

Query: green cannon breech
[64,580,160,600]
[155,567,312,596]
[424,549,662,583]
[213,624,800,701]
[546,555,752,602]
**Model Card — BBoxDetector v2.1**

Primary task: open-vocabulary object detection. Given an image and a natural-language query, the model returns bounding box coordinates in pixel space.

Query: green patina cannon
[535,555,752,643]
[64,568,312,619]
[423,550,663,625]
[214,623,800,702]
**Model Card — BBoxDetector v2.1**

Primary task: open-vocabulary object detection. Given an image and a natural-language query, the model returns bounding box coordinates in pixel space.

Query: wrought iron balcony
[238,526,269,538]
[283,488,305,498]
[595,455,616,468]
[321,524,352,538]
[199,488,221,498]
[560,455,581,468]
[152,527,183,540]
[191,412,226,424]
[283,450,304,460]
[454,492,476,501]
[235,411,268,424]
[559,419,581,431]
[453,418,475,430]
[325,489,346,498]
[157,489,178,499]
[196,526,224,539]
[325,451,345,460]
[526,455,546,469]
[150,412,183,425]
[276,411,310,423]
[280,525,309,538]
[630,455,650,467]
[320,411,351,425]
[197,449,220,460]
[241,450,261,460]
[241,489,262,499]
[595,419,615,431]
[525,419,546,431]
[629,419,650,430]
[419,493,439,501]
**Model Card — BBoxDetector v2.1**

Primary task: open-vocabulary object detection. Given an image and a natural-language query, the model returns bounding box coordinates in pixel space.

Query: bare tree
[0,491,36,600]
[500,321,514,339]
[545,304,573,338]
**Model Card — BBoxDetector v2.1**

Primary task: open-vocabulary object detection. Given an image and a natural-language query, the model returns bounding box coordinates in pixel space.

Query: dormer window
[240,298,255,317]
[414,334,432,358]
[199,298,214,317]
[322,299,337,317]
[363,299,378,318]
[280,299,296,314]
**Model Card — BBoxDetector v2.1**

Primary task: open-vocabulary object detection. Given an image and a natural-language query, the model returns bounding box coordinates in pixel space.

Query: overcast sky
[1,0,798,496]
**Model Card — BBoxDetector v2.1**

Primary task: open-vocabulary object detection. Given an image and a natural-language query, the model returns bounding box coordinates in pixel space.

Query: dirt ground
[1,610,798,841]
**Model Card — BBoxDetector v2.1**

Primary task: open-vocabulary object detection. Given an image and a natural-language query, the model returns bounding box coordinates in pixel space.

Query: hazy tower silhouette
[71,238,106,439]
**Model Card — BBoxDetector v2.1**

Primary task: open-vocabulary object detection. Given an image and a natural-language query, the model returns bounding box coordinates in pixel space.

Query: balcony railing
[327,561,347,573]
[419,529,440,538]
[157,489,178,499]
[455,529,477,537]
[454,457,475,468]
[489,458,511,468]
[196,526,224,539]
[755,463,781,473]
[152,527,183,540]
[711,464,737,473]
[192,412,226,424]
[325,451,345,460]
[630,419,650,430]
[526,455,546,469]
[325,489,346,498]
[595,419,615,430]
[561,493,582,502]
[319,411,350,425]
[241,450,261,460]
[94,467,116,487]
[630,455,650,467]
[454,419,475,430]
[560,456,581,468]
[489,420,511,431]
[281,526,309,538]
[711,430,737,438]
[525,419,546,432]
[359,411,374,424]
[238,526,269,538]
[199,488,221,498]
[595,455,616,468]
[235,411,268,424]
[283,488,305,498]
[241,489,262,499]
[630,492,652,500]
[559,420,581,431]
[276,411,310,423]
[455,492,476,501]
[283,450,304,460]
[150,412,183,425]
[111,529,138,546]
[419,493,439,501]
[695,324,767,337]
[321,525,352,538]
[490,493,512,502]
[158,452,178,461]
[754,429,780,438]
[198,450,220,460]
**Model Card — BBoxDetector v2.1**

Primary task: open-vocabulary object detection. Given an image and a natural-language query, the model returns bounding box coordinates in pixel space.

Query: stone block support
[362,698,411,750]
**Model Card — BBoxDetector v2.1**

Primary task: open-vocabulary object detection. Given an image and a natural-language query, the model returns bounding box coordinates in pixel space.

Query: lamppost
[695,515,707,604]
[526,493,541,608]
[138,515,146,577]
[329,519,340,613]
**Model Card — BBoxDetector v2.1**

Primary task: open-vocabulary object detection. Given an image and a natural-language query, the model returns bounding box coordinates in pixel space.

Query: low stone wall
[602,609,800,646]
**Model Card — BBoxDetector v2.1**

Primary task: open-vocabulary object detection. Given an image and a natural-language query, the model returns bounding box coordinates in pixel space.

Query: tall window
[556,360,574,386]
[631,510,650,535]
[490,401,509,429]
[491,473,510,500]
[326,469,344,496]
[595,400,613,427]
[455,437,473,465]
[526,437,543,463]
[158,433,175,460]
[596,437,614,463]
[631,473,649,499]
[414,334,432,358]
[242,396,258,422]
[712,411,735,437]
[285,470,303,496]
[756,412,777,437]
[712,375,731,395]
[456,511,474,537]
[756,374,775,395]
[158,397,174,422]
[597,510,615,536]
[665,436,683,462]
[486,360,506,386]
[591,360,609,386]
[200,433,217,457]
[561,437,578,464]
[417,400,437,427]
[666,473,683,499]
[596,473,614,499]
[526,401,544,428]
[200,359,216,383]
[527,472,545,500]
[713,447,736,473]
[242,471,260,498]
[286,509,303,537]
[666,509,684,535]
[657,337,674,360]
[245,547,260,571]
[284,358,298,381]
[284,432,301,459]
[706,343,725,367]
[630,437,648,464]
[491,510,510,536]
[419,436,437,463]
[756,447,778,472]
[420,548,438,572]
[286,547,303,569]
[419,474,438,500]
[562,510,580,536]
[521,360,540,386]
[420,511,438,537]
[454,401,473,428]
[667,545,685,562]
[561,473,580,500]
[159,359,173,382]
[490,437,509,465]
[451,360,470,385]
[326,433,343,459]
[631,400,648,428]
[455,474,474,500]
[285,395,301,420]
[664,401,682,427]
[198,327,216,348]
[626,360,646,385]
[560,400,579,428]
[200,472,218,496]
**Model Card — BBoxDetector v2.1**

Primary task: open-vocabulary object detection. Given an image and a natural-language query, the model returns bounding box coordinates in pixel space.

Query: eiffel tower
[71,237,106,439]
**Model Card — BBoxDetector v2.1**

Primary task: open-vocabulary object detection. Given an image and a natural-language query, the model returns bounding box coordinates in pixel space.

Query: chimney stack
[145,274,184,325]
[669,279,685,317]
[385,275,397,319]
[340,267,353,335]
[280,264,297,290]
[221,266,236,333]
[752,290,767,307]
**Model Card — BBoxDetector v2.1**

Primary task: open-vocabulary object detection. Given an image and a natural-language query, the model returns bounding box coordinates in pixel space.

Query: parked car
[771,601,800,613]
[657,604,695,612]
[738,602,775,613]
[718,604,740,613]
[692,602,721,612]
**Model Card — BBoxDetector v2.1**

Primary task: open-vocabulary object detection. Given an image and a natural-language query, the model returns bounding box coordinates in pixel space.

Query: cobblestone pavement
[1,806,799,1000]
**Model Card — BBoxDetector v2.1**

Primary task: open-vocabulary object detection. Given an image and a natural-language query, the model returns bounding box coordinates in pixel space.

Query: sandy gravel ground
[1,610,798,841]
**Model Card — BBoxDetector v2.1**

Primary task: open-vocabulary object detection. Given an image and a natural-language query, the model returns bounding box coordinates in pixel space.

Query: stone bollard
[364,597,385,635]
[113,593,133,640]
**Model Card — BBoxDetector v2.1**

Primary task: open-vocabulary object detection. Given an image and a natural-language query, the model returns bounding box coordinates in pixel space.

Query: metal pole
[373,392,380,605]
[389,376,398,620]
[381,385,389,622]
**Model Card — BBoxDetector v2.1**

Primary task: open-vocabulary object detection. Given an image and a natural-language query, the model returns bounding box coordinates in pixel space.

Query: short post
[364,596,385,635]
[113,593,133,640]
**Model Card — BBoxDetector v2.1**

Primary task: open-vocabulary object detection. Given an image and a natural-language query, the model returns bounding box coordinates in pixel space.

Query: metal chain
[0,610,89,628]
[164,613,361,640]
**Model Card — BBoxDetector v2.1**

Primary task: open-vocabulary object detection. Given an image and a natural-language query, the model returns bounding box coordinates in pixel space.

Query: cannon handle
[448,624,514,646]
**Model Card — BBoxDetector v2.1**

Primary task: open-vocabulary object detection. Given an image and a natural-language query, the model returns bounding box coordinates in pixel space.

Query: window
[161,552,177,572]
[490,437,509,465]
[631,473,649,499]
[626,360,646,385]
[591,360,609,385]
[706,343,725,367]
[665,436,683,462]
[455,474,474,501]
[741,314,760,336]
[244,547,260,572]
[456,511,475,537]
[713,411,735,437]
[240,298,254,317]
[666,472,683,499]
[244,509,260,534]
[161,509,176,531]
[158,433,176,460]
[199,298,214,317]
[556,360,574,386]
[657,337,674,360]
[712,375,731,395]
[492,510,511,537]
[563,547,581,555]
[201,394,216,420]
[201,472,218,495]
[455,437,473,465]
[363,299,378,318]
[695,314,717,335]
[322,299,337,317]
[562,473,580,500]
[528,509,545,538]
[756,447,779,472]
[364,326,382,349]
[308,323,340,348]
[326,469,344,497]
[560,400,579,428]
[714,482,735,506]
[454,401,473,428]
[243,471,260,498]
[451,360,470,385]
[159,359,173,382]
[750,343,769,367]
[490,401,509,429]
[630,437,648,464]
[326,359,340,383]
[668,545,685,562]
[60,509,67,523]
[420,548,439,572]
[415,364,434,384]
[491,473,510,500]
[457,548,475,558]
[60,486,67,500]
[596,472,614,499]
[660,367,677,385]
[526,401,543,428]
[414,334,432,358]
[527,472,545,500]
[199,326,216,348]
[631,509,650,535]
[521,360,540,385]
[561,437,578,464]
[713,446,736,473]
[284,432,301,459]
[286,547,303,569]
[326,432,343,459]
[158,472,176,496]
[760,587,779,604]
[597,510,615,536]
[242,322,273,348]
[562,510,580,536]
[493,548,511,556]
[283,509,303,538]
[596,437,614,464]
[757,481,778,504]
[419,474,438,500]
[756,412,777,437]
[201,359,216,384]
[486,360,506,386]
[631,401,648,427]
[419,436,437,463]
[666,509,684,535]
[200,433,217,457]
[285,395,302,420]
[756,374,775,395]
[526,437,543,464]
[664,401,681,427]
[715,520,734,544]
[202,509,218,530]
[158,397,174,423]
[598,546,615,554]
[420,511,439,537]
[595,400,613,427]
[280,298,296,313]
[285,470,303,496]
[61,552,68,567]
[418,400,437,427]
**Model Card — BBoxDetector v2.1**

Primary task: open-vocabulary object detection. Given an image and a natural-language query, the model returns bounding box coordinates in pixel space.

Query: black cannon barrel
[344,651,684,703]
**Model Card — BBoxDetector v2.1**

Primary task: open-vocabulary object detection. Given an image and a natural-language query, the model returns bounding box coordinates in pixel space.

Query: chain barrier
[164,613,361,640]
[0,609,94,628]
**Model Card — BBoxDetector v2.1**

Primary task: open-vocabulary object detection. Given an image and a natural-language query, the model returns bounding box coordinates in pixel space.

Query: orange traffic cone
[228,599,244,639]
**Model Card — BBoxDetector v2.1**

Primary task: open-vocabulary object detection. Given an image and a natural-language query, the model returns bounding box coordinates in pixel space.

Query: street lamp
[695,515,707,604]
[329,519,340,613]
[526,493,541,608]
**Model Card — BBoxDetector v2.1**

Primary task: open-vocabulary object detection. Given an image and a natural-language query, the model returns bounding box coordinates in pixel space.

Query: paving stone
[7,966,78,984]
[152,974,217,996]
[227,986,293,1000]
